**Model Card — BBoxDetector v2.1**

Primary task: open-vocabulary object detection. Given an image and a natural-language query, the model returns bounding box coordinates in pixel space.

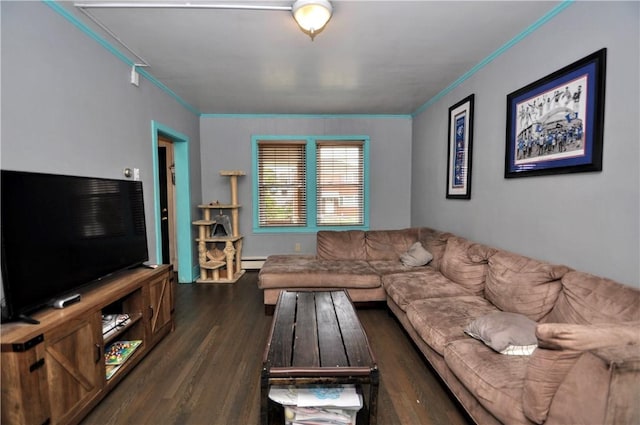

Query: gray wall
[1,2,202,267]
[200,116,413,257]
[3,1,637,288]
[411,1,639,287]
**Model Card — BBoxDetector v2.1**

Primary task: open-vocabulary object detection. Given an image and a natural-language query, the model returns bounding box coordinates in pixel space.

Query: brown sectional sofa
[257,227,640,424]
[258,228,427,305]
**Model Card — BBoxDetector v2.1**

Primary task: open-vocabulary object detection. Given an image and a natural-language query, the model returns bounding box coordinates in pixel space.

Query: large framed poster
[505,48,606,178]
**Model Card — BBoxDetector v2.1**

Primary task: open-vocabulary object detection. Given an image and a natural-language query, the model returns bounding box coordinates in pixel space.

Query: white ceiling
[62,1,564,115]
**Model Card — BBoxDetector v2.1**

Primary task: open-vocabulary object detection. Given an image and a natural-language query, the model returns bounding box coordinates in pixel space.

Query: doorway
[157,136,177,269]
[152,121,194,283]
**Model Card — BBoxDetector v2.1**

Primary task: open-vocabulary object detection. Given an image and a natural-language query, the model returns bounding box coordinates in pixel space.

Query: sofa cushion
[545,270,640,324]
[364,228,419,261]
[439,236,494,295]
[417,228,452,271]
[405,296,499,354]
[400,242,433,267]
[464,312,537,354]
[258,255,380,289]
[317,230,366,260]
[484,250,570,321]
[444,339,531,424]
[382,270,472,311]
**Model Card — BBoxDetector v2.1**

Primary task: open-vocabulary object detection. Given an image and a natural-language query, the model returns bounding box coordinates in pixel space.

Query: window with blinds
[254,136,368,231]
[316,142,364,226]
[257,141,307,227]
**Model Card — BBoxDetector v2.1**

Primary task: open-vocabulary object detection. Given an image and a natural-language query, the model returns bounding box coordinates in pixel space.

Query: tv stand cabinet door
[146,269,174,347]
[1,343,51,425]
[44,311,103,425]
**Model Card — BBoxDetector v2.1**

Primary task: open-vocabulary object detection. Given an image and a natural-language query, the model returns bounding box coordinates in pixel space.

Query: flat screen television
[1,170,149,323]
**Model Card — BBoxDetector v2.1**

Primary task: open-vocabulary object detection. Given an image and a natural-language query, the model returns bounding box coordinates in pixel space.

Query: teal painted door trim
[151,121,195,283]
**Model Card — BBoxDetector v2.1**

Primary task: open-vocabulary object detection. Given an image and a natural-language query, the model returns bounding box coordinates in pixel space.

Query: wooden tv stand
[1,265,174,425]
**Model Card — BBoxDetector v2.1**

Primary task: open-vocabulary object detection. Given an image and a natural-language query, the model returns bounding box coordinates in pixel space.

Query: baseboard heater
[242,257,266,270]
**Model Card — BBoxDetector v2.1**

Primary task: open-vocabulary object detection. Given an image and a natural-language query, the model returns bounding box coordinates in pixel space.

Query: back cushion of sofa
[418,228,452,271]
[544,270,640,324]
[365,228,419,261]
[439,236,494,295]
[317,230,366,260]
[484,250,571,321]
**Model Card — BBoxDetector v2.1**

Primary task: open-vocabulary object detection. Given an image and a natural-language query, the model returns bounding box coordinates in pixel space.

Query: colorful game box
[105,340,142,366]
[104,340,142,380]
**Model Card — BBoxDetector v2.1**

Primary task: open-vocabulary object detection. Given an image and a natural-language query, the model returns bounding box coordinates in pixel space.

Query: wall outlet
[294,243,301,252]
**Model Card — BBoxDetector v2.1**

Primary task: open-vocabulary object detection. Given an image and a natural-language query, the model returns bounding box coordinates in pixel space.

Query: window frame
[252,135,370,233]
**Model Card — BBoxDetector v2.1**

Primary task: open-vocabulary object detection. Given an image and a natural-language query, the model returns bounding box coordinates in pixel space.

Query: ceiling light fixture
[75,1,334,40]
[291,0,333,40]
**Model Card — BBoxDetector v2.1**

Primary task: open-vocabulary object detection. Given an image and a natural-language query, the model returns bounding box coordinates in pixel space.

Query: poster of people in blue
[505,48,605,178]
[514,78,585,164]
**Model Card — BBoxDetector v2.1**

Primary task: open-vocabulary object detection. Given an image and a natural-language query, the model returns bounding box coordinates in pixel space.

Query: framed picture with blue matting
[447,94,474,199]
[505,48,606,178]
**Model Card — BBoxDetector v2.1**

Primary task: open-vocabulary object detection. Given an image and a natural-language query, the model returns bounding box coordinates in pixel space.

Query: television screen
[1,170,149,322]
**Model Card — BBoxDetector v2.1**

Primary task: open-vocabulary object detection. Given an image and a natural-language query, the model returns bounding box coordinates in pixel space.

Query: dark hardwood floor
[81,271,471,425]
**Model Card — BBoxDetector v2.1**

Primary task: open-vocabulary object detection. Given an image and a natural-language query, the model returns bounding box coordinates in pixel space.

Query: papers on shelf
[297,386,361,408]
[285,405,357,425]
[102,314,131,339]
[269,385,362,425]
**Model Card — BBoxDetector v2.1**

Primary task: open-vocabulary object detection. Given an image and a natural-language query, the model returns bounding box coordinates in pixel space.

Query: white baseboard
[242,257,266,270]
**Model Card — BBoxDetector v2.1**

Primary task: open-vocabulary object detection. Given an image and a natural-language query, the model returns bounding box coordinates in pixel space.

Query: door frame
[151,121,194,283]
[157,138,176,267]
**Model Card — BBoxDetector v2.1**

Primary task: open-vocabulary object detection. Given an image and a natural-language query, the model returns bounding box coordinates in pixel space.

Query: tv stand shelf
[102,312,143,345]
[0,265,174,425]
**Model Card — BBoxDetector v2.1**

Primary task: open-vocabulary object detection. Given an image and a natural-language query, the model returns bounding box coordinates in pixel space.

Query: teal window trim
[306,139,317,228]
[252,135,370,233]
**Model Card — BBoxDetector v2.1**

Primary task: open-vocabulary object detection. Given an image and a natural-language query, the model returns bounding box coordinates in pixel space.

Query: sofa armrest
[535,321,640,352]
[522,322,640,424]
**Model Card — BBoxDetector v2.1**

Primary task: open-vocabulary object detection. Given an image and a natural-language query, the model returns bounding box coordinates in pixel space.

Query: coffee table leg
[369,368,379,425]
[260,367,269,425]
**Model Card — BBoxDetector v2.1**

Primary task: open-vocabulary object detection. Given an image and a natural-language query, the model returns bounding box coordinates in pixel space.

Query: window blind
[257,141,307,226]
[316,141,364,226]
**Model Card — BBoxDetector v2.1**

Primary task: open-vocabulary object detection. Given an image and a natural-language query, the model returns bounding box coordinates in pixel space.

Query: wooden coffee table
[261,290,379,425]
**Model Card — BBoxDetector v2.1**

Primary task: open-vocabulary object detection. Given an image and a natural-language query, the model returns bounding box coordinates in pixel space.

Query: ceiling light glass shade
[292,0,332,38]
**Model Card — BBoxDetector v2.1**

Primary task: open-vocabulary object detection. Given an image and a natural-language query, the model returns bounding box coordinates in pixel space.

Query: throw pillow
[464,311,538,354]
[400,242,433,267]
[500,344,537,356]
